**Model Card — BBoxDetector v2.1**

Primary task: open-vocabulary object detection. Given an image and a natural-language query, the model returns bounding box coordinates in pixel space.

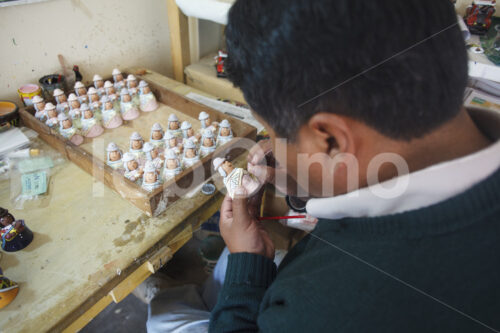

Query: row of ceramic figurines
[0,207,34,309]
[105,115,234,192]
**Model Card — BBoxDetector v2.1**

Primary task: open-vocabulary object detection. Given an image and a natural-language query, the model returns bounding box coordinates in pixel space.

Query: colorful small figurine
[138,80,158,112]
[150,123,165,149]
[104,80,118,101]
[44,103,59,128]
[74,81,88,102]
[68,93,81,116]
[464,1,496,35]
[33,95,47,121]
[167,114,182,138]
[181,121,200,145]
[93,74,106,96]
[142,161,162,192]
[101,95,123,129]
[198,111,218,134]
[53,88,70,113]
[217,119,233,146]
[214,50,228,78]
[87,87,101,106]
[112,68,126,91]
[143,142,164,169]
[182,139,200,168]
[200,129,216,157]
[123,153,144,183]
[129,132,145,159]
[0,207,34,252]
[106,142,123,170]
[164,149,182,179]
[0,267,19,309]
[213,157,260,199]
[165,131,182,155]
[58,113,83,145]
[120,88,140,120]
[127,74,139,96]
[80,103,104,138]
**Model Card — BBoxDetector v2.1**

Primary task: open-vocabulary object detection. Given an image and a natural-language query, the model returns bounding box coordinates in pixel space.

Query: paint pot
[39,74,65,100]
[17,84,42,107]
[0,101,19,133]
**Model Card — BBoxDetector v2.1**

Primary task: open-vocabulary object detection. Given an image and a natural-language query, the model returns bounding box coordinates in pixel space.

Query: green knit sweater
[209,167,500,332]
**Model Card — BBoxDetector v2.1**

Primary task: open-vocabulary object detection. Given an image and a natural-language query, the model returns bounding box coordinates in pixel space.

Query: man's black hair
[225,0,468,140]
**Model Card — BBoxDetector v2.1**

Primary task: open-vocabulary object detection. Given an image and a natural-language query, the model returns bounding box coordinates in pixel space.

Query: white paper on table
[0,127,30,157]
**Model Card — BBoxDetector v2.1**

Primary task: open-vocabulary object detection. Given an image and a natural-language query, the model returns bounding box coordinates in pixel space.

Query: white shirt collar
[306,110,500,220]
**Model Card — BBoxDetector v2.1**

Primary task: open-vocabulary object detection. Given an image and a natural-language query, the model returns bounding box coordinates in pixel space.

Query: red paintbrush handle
[258,215,306,221]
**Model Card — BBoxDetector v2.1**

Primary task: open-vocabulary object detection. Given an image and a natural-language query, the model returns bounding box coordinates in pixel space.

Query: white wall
[0,0,173,106]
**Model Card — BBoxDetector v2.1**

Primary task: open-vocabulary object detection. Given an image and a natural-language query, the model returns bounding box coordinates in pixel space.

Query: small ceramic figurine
[142,161,162,192]
[87,87,101,110]
[167,114,182,138]
[217,119,234,146]
[53,88,70,113]
[164,149,182,179]
[112,68,126,91]
[120,88,140,120]
[104,80,118,101]
[127,74,139,96]
[150,122,165,149]
[198,111,219,134]
[138,80,158,112]
[106,142,123,170]
[165,131,183,155]
[182,139,200,168]
[0,207,34,252]
[68,93,81,119]
[213,157,260,199]
[80,103,104,138]
[129,132,145,159]
[0,267,19,309]
[181,121,200,145]
[101,95,123,129]
[123,152,144,183]
[199,129,216,157]
[33,95,47,121]
[44,103,59,128]
[93,74,106,96]
[74,81,88,102]
[143,142,164,169]
[58,113,84,145]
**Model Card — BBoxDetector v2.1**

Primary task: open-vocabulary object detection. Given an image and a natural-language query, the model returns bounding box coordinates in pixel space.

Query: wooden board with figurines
[19,68,257,216]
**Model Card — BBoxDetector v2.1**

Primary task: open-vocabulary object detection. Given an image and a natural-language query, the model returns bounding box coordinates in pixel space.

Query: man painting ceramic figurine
[106,142,123,170]
[93,74,105,96]
[112,68,126,91]
[104,81,118,101]
[143,142,164,170]
[182,139,200,168]
[216,119,233,146]
[199,129,216,157]
[164,149,182,179]
[123,152,144,183]
[58,113,83,146]
[44,103,59,129]
[198,111,218,134]
[150,123,166,149]
[120,88,140,120]
[129,132,145,159]
[74,81,88,102]
[53,88,69,113]
[101,95,123,129]
[167,114,182,138]
[213,157,260,199]
[80,103,104,138]
[142,161,162,192]
[138,80,159,112]
[181,121,200,145]
[33,95,47,122]
[0,267,19,309]
[0,207,33,252]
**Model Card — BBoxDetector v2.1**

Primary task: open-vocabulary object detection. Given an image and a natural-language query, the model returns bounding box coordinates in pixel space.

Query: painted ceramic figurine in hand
[198,111,218,134]
[217,119,233,146]
[182,139,200,168]
[143,142,164,170]
[181,121,200,145]
[87,87,101,111]
[74,81,88,102]
[167,114,182,139]
[44,103,59,129]
[101,95,123,129]
[68,93,81,119]
[200,129,216,157]
[165,131,182,155]
[53,88,69,113]
[104,81,118,101]
[0,207,34,252]
[150,123,165,149]
[112,68,126,91]
[93,74,106,96]
[213,157,260,199]
[120,88,140,120]
[58,113,83,145]
[123,152,144,183]
[142,161,162,192]
[138,80,158,112]
[129,132,145,159]
[164,149,182,179]
[0,267,19,309]
[80,103,104,138]
[33,95,47,122]
[106,142,123,170]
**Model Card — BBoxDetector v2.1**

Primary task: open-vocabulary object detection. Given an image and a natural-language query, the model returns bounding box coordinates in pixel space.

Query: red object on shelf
[258,215,307,221]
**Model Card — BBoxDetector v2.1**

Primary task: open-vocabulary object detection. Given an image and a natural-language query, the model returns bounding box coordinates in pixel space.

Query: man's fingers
[248,188,264,217]
[220,194,234,220]
[248,164,275,185]
[232,187,253,227]
[248,139,272,164]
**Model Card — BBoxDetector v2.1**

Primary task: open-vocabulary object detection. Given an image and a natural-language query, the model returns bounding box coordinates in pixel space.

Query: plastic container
[39,74,66,100]
[17,84,42,107]
[0,101,19,132]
